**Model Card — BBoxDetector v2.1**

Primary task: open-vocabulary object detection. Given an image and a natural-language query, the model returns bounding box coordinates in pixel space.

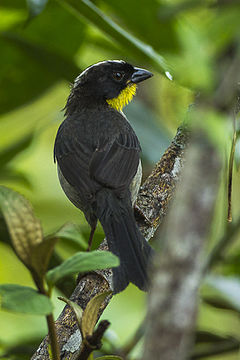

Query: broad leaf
[46,250,119,286]
[203,296,240,312]
[58,297,83,332]
[195,330,232,344]
[0,186,57,281]
[52,222,87,250]
[0,0,85,114]
[0,186,43,269]
[205,275,240,312]
[61,0,171,76]
[102,0,179,53]
[0,132,34,169]
[81,291,111,337]
[2,32,79,83]
[0,284,53,315]
[31,236,59,278]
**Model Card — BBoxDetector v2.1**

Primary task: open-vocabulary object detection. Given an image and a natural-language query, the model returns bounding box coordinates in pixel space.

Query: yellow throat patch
[106,83,137,112]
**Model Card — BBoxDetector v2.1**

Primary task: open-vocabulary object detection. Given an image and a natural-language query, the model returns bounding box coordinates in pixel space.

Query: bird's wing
[54,121,141,194]
[54,122,98,195]
[89,132,140,190]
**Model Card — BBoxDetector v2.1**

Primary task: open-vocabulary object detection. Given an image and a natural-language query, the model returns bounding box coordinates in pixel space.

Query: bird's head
[70,60,153,112]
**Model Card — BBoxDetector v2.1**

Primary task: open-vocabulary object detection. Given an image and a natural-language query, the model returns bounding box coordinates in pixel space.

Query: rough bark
[142,132,221,360]
[31,124,190,360]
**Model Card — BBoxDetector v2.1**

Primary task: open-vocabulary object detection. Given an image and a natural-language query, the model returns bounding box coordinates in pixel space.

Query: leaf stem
[33,273,60,360]
[46,313,61,360]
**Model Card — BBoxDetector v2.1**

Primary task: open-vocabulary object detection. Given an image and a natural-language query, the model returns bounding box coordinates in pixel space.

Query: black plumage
[54,60,153,293]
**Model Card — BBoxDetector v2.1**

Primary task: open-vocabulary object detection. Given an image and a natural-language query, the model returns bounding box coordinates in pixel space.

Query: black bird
[54,60,154,293]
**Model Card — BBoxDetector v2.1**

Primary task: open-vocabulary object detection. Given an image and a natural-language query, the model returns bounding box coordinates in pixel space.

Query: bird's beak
[131,67,153,84]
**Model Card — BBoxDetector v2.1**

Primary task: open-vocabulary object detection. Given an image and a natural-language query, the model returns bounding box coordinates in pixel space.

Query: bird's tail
[94,189,153,294]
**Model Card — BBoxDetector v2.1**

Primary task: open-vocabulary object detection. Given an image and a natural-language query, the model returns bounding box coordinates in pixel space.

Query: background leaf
[0,186,43,270]
[0,284,53,315]
[204,275,240,312]
[60,0,170,76]
[0,0,85,114]
[0,132,34,169]
[51,222,87,250]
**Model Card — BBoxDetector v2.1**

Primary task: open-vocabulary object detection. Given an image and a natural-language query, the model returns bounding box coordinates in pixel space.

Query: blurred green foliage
[0,0,240,359]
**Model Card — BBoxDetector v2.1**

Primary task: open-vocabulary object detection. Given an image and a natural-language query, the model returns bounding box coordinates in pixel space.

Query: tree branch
[142,131,221,360]
[31,124,190,360]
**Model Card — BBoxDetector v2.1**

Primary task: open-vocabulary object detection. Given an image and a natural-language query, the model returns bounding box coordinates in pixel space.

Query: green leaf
[46,250,119,286]
[203,296,240,312]
[58,297,83,332]
[52,222,87,250]
[0,284,53,315]
[31,236,59,279]
[0,186,43,270]
[0,0,85,114]
[102,0,179,53]
[81,291,111,337]
[2,32,79,83]
[26,0,49,17]
[0,132,34,169]
[60,0,171,76]
[125,100,170,164]
[0,168,32,188]
[205,275,240,312]
[195,330,232,344]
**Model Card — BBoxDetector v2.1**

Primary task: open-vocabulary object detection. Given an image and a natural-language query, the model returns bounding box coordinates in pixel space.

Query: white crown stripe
[74,60,125,87]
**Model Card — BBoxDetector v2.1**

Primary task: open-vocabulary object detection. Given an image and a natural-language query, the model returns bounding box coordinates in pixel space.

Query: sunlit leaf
[46,250,119,286]
[0,284,53,315]
[0,186,43,269]
[81,291,111,337]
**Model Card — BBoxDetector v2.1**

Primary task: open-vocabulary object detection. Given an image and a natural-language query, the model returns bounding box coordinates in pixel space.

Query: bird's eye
[113,72,124,81]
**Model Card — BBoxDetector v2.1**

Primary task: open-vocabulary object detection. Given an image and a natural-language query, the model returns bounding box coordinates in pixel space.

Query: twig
[46,314,61,360]
[78,320,110,360]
